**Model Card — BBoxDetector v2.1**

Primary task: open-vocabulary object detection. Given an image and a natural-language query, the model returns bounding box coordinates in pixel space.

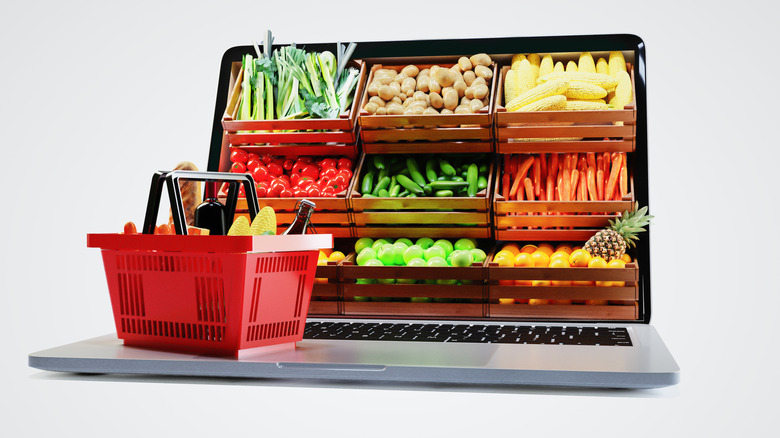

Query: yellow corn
[506,79,569,111]
[537,71,619,91]
[609,51,626,77]
[539,54,554,77]
[596,57,608,75]
[566,60,578,72]
[517,94,567,112]
[578,52,596,73]
[504,69,521,103]
[516,59,536,94]
[611,70,633,110]
[553,61,565,73]
[563,80,607,100]
[527,53,541,84]
[511,54,526,71]
[564,100,610,111]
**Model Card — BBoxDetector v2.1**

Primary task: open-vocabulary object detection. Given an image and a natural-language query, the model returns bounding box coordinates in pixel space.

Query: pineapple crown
[608,202,653,248]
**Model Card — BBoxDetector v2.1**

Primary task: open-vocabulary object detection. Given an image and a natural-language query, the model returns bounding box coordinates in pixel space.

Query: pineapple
[583,203,653,261]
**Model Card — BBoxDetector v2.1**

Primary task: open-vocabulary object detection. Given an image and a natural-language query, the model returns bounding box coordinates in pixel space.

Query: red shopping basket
[88,170,332,355]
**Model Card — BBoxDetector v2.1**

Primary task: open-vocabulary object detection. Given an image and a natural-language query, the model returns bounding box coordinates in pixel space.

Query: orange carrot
[533,156,542,197]
[562,154,572,201]
[586,166,598,201]
[619,152,628,198]
[556,172,563,200]
[509,154,518,178]
[509,156,534,199]
[578,156,587,172]
[502,155,511,199]
[603,152,611,175]
[605,153,622,201]
[549,153,559,179]
[523,177,534,201]
[570,167,579,201]
[539,153,547,182]
[579,169,588,201]
[596,169,605,200]
[546,174,555,201]
[586,152,597,169]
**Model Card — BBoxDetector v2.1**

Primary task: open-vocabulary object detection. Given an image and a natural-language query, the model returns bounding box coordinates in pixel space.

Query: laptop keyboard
[303,321,632,346]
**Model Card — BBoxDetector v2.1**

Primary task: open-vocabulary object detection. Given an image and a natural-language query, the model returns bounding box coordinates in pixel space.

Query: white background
[3,1,778,436]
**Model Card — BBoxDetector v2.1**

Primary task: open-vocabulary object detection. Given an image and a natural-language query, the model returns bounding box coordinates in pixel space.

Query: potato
[386,102,404,115]
[367,81,381,96]
[469,53,492,67]
[443,89,458,111]
[418,69,430,77]
[389,81,401,96]
[429,65,440,79]
[375,75,394,85]
[390,96,403,105]
[469,99,484,112]
[464,86,475,100]
[472,76,487,87]
[378,85,395,101]
[429,92,444,109]
[401,77,416,96]
[401,64,420,78]
[441,108,454,115]
[375,106,387,115]
[458,56,472,71]
[368,96,386,107]
[434,68,456,87]
[403,97,415,108]
[474,65,493,80]
[460,97,471,106]
[463,70,476,87]
[454,105,472,114]
[364,102,378,114]
[428,77,441,94]
[416,75,430,92]
[398,93,407,101]
[453,79,467,98]
[413,90,427,102]
[404,105,424,115]
[472,84,489,100]
[423,107,439,115]
[393,72,408,85]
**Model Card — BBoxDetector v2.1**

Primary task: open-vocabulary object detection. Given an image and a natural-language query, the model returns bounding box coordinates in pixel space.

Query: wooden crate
[357,61,497,154]
[309,241,354,317]
[340,252,487,319]
[234,193,353,238]
[486,257,639,321]
[493,156,635,242]
[494,64,637,154]
[349,153,494,239]
[221,59,367,149]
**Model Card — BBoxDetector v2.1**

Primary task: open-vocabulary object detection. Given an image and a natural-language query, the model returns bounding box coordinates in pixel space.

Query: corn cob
[504,69,521,103]
[553,61,565,73]
[516,59,536,94]
[539,54,554,77]
[563,80,607,100]
[564,100,610,111]
[511,54,526,71]
[537,71,619,91]
[566,60,578,72]
[596,57,608,75]
[516,94,567,112]
[527,53,541,85]
[578,52,596,73]
[506,79,569,111]
[611,70,633,110]
[609,51,626,77]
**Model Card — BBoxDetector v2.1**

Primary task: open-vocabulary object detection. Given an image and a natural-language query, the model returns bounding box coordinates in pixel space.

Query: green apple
[415,237,434,250]
[403,245,425,264]
[377,278,396,284]
[377,243,396,266]
[396,278,415,284]
[426,256,448,267]
[406,257,426,267]
[354,237,374,254]
[364,258,384,267]
[433,239,454,256]
[353,295,371,301]
[356,247,377,266]
[423,245,447,261]
[454,238,477,251]
[410,297,432,303]
[395,238,414,247]
[450,249,474,267]
[470,248,487,263]
[393,242,409,265]
[371,238,390,252]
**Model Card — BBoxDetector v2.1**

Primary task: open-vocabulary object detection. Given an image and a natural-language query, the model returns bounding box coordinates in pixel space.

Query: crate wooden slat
[488,303,637,320]
[343,302,485,318]
[349,153,494,238]
[494,64,637,154]
[358,61,497,152]
[222,59,367,145]
[226,141,359,158]
[310,260,342,317]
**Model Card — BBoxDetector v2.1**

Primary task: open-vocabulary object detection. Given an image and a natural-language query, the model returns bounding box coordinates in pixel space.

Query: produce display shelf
[222,59,367,146]
[228,142,360,159]
[357,60,497,153]
[348,153,494,239]
[493,62,637,154]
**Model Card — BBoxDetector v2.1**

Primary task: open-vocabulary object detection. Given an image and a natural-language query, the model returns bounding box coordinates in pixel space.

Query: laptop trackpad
[242,340,498,368]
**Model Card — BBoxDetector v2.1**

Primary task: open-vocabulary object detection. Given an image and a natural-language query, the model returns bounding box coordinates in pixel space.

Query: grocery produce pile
[362,54,493,116]
[358,154,490,198]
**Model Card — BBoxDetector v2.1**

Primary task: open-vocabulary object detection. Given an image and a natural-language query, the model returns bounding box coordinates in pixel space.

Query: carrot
[556,172,563,200]
[602,152,611,175]
[586,152,597,169]
[509,154,518,178]
[539,153,547,183]
[605,152,622,201]
[570,167,579,201]
[546,174,555,201]
[509,155,534,199]
[562,154,572,201]
[578,169,588,201]
[578,156,587,173]
[523,177,534,201]
[596,169,605,200]
[596,154,604,176]
[587,166,598,201]
[533,156,542,198]
[619,152,628,198]
[549,153,559,179]
[502,155,511,199]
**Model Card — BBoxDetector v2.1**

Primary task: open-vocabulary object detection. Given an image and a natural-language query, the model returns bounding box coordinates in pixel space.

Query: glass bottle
[282,200,316,235]
[193,181,227,235]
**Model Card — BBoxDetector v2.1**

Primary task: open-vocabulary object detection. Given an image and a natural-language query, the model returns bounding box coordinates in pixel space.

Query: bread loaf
[169,161,201,226]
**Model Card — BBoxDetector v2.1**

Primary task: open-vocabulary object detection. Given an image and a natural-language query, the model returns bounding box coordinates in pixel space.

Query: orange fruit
[550,251,570,263]
[513,252,534,267]
[498,298,516,305]
[607,259,626,286]
[620,253,632,264]
[554,243,573,254]
[531,280,551,287]
[494,252,514,267]
[493,250,516,262]
[501,243,522,256]
[588,256,609,286]
[569,249,592,267]
[536,243,554,256]
[320,248,333,257]
[328,251,345,262]
[520,244,538,254]
[531,250,550,267]
[529,298,550,305]
[549,258,571,286]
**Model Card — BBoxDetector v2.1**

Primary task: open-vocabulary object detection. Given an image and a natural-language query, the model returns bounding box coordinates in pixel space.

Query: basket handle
[142,170,260,235]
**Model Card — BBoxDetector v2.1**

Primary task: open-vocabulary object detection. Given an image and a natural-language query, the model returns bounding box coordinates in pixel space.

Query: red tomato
[246,158,262,173]
[279,188,293,198]
[251,164,269,182]
[290,173,302,186]
[297,177,315,190]
[278,174,291,186]
[238,185,246,198]
[322,186,337,197]
[247,152,260,163]
[123,221,137,234]
[230,149,248,163]
[230,162,247,173]
[337,157,353,170]
[260,154,274,164]
[332,174,347,187]
[220,182,230,196]
[320,167,337,180]
[282,159,295,171]
[319,158,337,169]
[337,168,353,182]
[291,160,308,175]
[297,156,314,164]
[301,165,319,180]
[256,181,269,198]
[267,161,284,177]
[292,187,306,197]
[306,186,321,197]
[316,176,331,189]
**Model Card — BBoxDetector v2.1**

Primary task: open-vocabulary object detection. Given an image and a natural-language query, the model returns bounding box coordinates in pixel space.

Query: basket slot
[117,273,145,317]
[246,320,300,342]
[195,277,226,323]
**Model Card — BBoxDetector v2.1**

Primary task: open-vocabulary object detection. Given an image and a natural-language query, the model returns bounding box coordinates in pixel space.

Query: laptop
[28,34,679,389]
